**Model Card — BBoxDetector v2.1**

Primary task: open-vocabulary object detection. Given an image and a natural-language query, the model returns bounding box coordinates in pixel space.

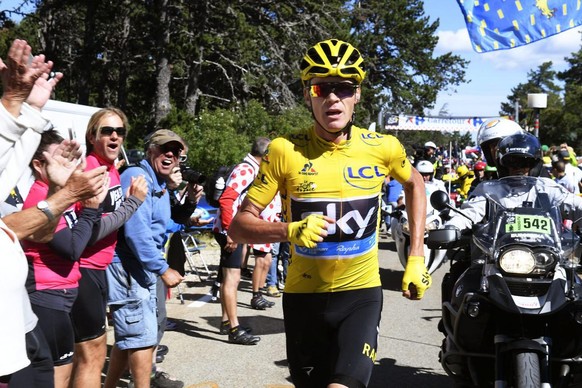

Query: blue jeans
[266,242,289,287]
[106,261,158,350]
[266,243,280,287]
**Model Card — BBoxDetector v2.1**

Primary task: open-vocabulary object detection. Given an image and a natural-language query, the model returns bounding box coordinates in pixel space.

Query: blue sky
[423,0,582,118]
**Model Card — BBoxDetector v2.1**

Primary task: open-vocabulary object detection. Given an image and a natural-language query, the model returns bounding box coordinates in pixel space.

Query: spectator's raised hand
[62,166,108,202]
[83,175,110,209]
[127,175,148,202]
[44,139,83,188]
[167,166,183,191]
[0,39,51,114]
[26,70,63,111]
[115,158,126,170]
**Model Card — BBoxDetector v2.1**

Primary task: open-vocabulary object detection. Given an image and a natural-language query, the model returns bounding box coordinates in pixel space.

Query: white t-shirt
[0,219,32,375]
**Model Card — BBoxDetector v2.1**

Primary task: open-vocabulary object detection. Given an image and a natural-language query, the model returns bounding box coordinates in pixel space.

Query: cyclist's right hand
[287,214,332,248]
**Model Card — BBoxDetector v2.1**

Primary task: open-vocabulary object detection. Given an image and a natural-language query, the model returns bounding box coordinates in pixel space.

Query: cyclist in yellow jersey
[230,39,430,388]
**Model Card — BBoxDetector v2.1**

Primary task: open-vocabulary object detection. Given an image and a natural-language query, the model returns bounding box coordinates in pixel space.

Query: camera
[180,165,206,185]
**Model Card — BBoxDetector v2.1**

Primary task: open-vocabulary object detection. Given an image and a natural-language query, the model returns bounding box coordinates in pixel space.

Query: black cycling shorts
[70,268,108,342]
[213,233,244,269]
[32,304,75,366]
[6,324,54,387]
[283,287,383,388]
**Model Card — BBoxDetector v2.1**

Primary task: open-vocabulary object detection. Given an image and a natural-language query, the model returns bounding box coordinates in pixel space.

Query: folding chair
[180,229,212,282]
[166,230,211,304]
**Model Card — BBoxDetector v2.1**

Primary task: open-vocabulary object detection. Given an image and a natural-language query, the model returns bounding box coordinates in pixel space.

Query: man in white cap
[414,141,443,178]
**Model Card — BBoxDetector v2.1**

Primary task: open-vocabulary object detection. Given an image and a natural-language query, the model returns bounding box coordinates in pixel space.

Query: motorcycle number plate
[505,215,551,234]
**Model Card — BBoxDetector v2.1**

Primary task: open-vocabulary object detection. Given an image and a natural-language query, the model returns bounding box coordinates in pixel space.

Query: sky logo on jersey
[343,165,384,190]
[290,195,379,258]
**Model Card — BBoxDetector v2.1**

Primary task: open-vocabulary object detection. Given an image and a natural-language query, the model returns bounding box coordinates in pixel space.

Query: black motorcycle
[428,177,582,387]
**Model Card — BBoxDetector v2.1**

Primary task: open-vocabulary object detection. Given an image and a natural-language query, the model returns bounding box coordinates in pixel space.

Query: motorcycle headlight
[499,248,536,275]
[533,250,555,269]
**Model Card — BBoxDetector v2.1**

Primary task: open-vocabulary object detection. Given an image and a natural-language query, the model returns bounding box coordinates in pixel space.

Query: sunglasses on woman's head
[308,82,358,99]
[100,126,127,137]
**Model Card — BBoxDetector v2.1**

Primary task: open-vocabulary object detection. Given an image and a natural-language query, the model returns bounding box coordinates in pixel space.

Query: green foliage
[159,107,247,177]
[157,102,312,176]
[271,105,313,137]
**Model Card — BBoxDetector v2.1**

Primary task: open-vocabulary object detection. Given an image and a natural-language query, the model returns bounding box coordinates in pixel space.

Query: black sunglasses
[159,143,183,158]
[100,126,127,137]
[308,82,358,99]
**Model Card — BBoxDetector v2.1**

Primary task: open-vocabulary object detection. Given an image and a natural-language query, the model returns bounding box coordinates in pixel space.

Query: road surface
[105,231,453,388]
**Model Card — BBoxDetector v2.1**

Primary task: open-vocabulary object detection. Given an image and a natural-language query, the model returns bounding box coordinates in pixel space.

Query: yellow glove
[402,255,432,299]
[287,214,327,248]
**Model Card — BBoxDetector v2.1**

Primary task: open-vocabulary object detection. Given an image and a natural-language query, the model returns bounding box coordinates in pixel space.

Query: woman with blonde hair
[69,108,148,388]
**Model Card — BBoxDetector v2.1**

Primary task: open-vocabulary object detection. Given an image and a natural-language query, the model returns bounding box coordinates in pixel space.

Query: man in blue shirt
[104,129,196,388]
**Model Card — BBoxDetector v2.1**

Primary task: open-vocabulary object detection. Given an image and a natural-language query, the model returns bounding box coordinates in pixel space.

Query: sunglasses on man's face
[308,82,358,99]
[159,143,183,158]
[100,126,127,137]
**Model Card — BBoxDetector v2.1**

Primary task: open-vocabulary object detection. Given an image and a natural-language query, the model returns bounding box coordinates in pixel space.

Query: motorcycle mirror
[431,190,474,226]
[430,190,450,211]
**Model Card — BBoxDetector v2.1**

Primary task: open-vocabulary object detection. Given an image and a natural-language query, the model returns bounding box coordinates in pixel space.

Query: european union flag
[457,0,582,52]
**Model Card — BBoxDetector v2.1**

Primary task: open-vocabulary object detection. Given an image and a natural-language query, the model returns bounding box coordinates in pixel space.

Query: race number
[505,215,551,234]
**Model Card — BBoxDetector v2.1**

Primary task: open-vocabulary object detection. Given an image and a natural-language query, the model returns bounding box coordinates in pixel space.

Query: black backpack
[205,163,251,208]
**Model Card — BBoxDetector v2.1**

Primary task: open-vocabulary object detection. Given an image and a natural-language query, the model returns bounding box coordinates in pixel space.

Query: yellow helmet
[456,165,469,178]
[300,39,366,85]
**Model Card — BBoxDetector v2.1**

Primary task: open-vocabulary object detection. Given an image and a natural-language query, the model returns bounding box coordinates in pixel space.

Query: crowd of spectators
[409,137,582,205]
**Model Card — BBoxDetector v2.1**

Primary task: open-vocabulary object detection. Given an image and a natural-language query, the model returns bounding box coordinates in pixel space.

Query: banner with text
[384,115,497,132]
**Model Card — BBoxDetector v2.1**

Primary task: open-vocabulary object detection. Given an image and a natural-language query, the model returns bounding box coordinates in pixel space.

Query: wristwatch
[37,200,56,221]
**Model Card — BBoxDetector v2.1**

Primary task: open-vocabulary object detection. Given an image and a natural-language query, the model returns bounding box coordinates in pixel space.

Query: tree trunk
[154,0,171,126]
[78,0,96,105]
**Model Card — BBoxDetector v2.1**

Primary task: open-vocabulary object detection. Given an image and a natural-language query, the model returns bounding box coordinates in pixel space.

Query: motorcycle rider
[448,132,582,232]
[475,117,549,177]
[476,118,523,177]
[441,133,582,309]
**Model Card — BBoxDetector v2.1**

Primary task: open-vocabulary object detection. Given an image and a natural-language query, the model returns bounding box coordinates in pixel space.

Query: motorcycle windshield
[472,176,578,256]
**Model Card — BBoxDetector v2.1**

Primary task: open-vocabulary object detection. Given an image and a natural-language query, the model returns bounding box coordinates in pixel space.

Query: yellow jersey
[246,125,413,293]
